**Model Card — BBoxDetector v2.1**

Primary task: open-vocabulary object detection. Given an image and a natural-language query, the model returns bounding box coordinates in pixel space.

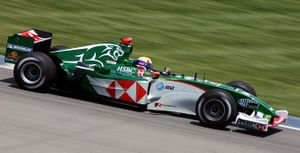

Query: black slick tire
[195,89,237,129]
[227,80,256,96]
[13,52,56,91]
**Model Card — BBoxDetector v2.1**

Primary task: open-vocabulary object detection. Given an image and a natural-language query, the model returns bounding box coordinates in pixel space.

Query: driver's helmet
[135,56,152,71]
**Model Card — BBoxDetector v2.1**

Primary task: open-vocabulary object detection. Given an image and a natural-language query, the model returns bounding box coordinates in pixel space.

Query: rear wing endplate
[5,29,52,63]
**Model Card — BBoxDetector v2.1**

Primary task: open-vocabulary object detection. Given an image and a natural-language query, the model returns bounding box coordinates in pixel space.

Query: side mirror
[136,70,160,79]
[150,71,160,79]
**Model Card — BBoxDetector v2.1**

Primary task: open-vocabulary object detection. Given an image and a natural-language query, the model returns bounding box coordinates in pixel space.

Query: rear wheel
[227,80,256,96]
[14,52,56,91]
[49,45,70,88]
[195,89,237,128]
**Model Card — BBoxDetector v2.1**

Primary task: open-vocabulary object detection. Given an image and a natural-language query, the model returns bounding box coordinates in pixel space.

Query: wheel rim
[203,99,226,122]
[20,62,42,84]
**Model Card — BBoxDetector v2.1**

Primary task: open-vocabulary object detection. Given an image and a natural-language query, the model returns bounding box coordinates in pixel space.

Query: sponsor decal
[236,119,256,129]
[102,79,147,103]
[116,66,133,76]
[256,124,267,131]
[7,51,19,59]
[136,70,145,78]
[236,119,257,129]
[5,57,17,63]
[156,82,165,91]
[154,102,162,107]
[236,119,267,131]
[63,44,125,68]
[156,82,175,91]
[154,102,176,108]
[165,85,174,90]
[7,43,32,52]
[99,44,124,61]
[264,114,271,120]
[237,98,258,109]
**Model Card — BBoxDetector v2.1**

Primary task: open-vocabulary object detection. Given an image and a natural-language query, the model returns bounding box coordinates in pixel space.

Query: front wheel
[195,89,237,129]
[14,52,56,91]
[227,80,256,96]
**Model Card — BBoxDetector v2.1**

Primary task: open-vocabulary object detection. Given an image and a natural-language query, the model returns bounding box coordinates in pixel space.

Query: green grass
[1,0,300,116]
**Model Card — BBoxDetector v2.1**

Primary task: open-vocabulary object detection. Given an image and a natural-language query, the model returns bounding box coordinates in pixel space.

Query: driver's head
[135,56,152,71]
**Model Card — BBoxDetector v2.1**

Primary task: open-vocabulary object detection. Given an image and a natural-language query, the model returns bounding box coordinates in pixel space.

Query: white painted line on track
[278,125,300,131]
[0,63,14,70]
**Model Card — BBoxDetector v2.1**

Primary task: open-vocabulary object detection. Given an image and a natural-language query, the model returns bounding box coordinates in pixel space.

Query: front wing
[235,110,288,132]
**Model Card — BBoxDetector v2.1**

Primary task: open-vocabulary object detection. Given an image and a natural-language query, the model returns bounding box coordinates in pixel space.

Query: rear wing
[5,29,52,63]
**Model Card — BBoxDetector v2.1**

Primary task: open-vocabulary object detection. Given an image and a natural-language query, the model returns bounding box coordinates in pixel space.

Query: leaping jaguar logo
[76,44,124,67]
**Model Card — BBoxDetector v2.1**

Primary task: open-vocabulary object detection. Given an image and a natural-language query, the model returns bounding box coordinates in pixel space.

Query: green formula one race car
[6,29,288,132]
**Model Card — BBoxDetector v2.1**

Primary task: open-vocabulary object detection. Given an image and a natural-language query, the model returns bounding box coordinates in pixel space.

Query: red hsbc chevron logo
[106,80,147,103]
[136,82,146,102]
[106,81,116,98]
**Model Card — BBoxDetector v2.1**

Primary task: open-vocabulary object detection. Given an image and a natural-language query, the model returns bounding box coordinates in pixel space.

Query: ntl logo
[156,82,174,91]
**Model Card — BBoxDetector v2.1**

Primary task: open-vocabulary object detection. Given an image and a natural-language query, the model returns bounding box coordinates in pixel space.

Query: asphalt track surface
[0,67,299,153]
